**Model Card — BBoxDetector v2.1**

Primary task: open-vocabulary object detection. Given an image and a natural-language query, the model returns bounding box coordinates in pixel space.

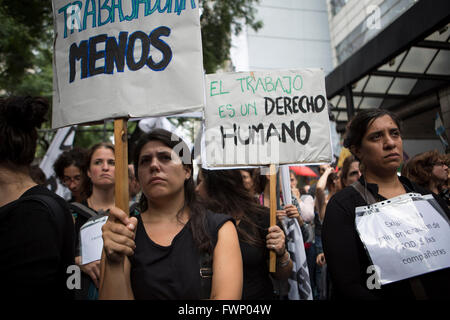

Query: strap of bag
[351,180,428,299]
[199,251,212,300]
[70,202,99,219]
[351,180,378,205]
[20,194,67,251]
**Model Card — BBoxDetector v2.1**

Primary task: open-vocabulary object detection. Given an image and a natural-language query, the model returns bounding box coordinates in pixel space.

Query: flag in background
[39,126,77,199]
[280,165,314,300]
[435,112,448,148]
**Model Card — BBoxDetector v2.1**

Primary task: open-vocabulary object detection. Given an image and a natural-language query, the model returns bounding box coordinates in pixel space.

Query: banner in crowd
[203,69,332,167]
[52,0,204,128]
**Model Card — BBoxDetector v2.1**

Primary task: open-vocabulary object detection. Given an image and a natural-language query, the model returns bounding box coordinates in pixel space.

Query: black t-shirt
[323,175,450,300]
[129,210,233,300]
[0,185,75,299]
[238,212,276,300]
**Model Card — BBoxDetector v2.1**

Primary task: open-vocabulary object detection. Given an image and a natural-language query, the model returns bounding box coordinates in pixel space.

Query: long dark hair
[0,96,48,169]
[133,128,212,253]
[200,168,267,247]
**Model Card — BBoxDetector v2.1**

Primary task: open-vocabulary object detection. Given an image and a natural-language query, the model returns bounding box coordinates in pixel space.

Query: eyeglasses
[62,175,81,184]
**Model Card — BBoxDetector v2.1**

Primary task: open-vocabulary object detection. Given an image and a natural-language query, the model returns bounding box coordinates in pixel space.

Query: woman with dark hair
[71,142,115,299]
[322,108,450,299]
[0,96,75,299]
[403,150,449,206]
[195,168,292,300]
[99,129,242,299]
[240,169,256,198]
[339,155,361,188]
[53,147,88,203]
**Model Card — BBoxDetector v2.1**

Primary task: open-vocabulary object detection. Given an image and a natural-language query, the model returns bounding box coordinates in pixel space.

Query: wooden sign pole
[114,118,129,216]
[269,164,277,273]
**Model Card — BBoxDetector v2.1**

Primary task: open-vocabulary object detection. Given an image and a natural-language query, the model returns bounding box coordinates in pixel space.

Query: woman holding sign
[99,129,242,299]
[195,168,292,300]
[322,109,450,299]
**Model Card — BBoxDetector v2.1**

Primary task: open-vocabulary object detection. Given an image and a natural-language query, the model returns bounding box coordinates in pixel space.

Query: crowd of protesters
[1,96,449,300]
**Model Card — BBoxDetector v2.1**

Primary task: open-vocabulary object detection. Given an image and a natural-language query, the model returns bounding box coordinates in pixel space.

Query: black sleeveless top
[129,210,233,300]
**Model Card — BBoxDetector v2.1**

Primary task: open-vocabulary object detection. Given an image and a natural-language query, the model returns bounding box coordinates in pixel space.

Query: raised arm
[316,166,334,221]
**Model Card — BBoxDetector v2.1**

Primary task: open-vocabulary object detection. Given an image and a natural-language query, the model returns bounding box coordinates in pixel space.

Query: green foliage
[0,0,262,158]
[200,0,263,73]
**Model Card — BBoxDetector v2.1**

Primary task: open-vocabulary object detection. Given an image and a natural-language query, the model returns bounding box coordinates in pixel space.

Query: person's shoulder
[23,185,70,208]
[205,210,234,227]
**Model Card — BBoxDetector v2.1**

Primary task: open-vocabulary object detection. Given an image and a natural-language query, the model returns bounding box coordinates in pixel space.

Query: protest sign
[203,69,333,167]
[52,0,204,129]
[356,193,450,285]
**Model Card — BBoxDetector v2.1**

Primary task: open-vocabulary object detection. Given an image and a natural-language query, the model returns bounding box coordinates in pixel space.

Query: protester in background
[315,157,358,299]
[196,168,292,299]
[29,164,47,185]
[99,129,242,299]
[323,108,450,299]
[53,147,88,203]
[253,168,313,299]
[339,155,361,188]
[315,165,341,222]
[0,96,74,299]
[128,164,141,212]
[290,170,301,200]
[402,150,449,206]
[240,169,256,198]
[71,142,116,300]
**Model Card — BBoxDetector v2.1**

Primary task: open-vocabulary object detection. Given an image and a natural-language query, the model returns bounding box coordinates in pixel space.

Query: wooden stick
[269,164,277,273]
[114,118,129,216]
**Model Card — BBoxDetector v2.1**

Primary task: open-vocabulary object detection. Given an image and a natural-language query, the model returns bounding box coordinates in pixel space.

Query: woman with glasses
[402,150,449,206]
[54,147,88,203]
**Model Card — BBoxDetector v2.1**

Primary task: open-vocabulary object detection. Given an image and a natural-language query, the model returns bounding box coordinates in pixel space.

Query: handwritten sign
[52,0,204,128]
[203,69,332,166]
[356,193,450,285]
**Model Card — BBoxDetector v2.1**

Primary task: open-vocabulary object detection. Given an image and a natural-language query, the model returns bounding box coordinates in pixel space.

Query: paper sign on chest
[52,0,204,128]
[356,193,450,285]
[203,69,333,167]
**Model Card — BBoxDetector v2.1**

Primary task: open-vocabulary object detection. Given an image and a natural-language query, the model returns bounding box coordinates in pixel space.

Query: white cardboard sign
[203,69,333,167]
[52,0,204,128]
[355,193,450,285]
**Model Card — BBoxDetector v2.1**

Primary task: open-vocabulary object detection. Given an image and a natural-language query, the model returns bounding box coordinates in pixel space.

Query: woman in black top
[99,129,242,299]
[0,96,75,299]
[70,142,116,298]
[196,168,292,299]
[322,108,450,299]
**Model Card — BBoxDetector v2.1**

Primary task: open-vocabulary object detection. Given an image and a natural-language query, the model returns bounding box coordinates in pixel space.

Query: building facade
[325,0,450,156]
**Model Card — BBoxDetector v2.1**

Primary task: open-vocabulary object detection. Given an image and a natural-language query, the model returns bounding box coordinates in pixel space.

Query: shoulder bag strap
[21,194,67,251]
[351,180,378,205]
[70,202,99,218]
[199,251,212,300]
